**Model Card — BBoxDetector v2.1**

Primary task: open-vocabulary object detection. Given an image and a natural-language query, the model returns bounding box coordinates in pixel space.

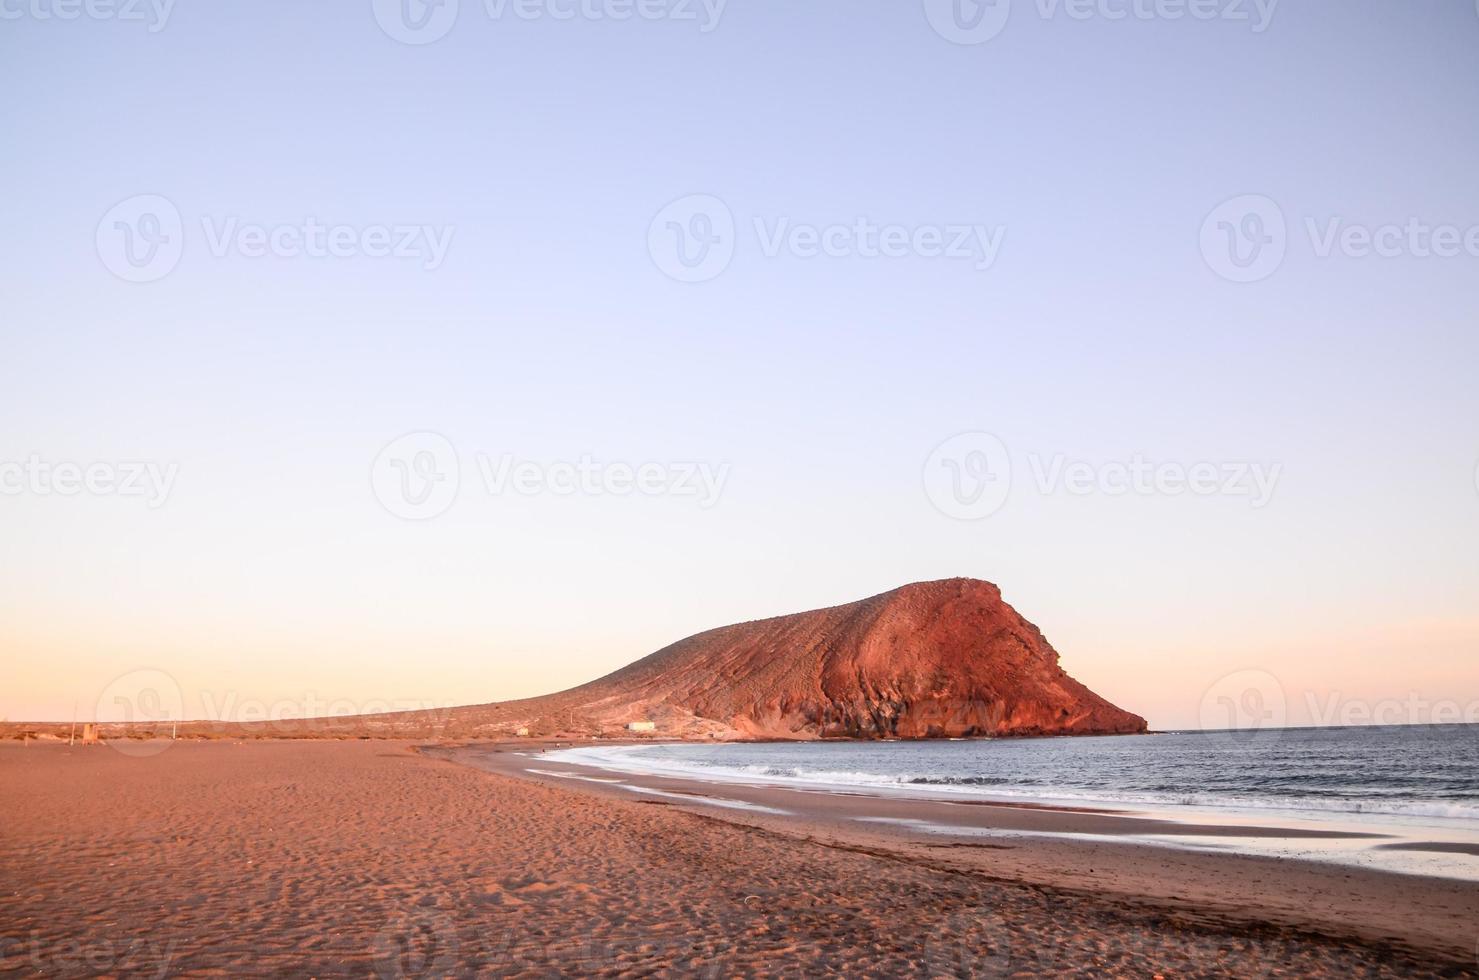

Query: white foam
[613,784,791,815]
[525,767,623,784]
[543,745,1479,824]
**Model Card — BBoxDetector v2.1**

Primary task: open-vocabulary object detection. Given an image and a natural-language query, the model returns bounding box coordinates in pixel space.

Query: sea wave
[544,744,1479,823]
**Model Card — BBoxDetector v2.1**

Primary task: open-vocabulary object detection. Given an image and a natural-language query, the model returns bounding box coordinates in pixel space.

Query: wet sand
[1,740,1475,977]
[459,743,1479,963]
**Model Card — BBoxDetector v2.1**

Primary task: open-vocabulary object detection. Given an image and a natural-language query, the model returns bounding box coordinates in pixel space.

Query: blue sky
[2,0,1477,728]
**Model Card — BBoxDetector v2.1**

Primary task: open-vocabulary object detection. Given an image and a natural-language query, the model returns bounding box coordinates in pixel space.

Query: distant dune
[7,578,1146,742]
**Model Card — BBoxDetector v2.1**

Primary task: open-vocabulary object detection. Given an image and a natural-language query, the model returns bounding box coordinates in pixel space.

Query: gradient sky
[2,0,1477,730]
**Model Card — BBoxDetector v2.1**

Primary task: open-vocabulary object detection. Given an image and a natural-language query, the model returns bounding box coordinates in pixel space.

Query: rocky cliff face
[21,579,1144,742]
[551,578,1146,739]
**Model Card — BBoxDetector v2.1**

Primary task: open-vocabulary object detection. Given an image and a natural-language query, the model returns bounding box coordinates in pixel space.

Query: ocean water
[553,725,1479,823]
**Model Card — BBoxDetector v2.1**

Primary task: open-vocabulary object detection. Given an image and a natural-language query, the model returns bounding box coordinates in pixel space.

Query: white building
[625,721,656,732]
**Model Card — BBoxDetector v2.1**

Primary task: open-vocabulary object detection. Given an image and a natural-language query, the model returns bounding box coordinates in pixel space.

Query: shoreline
[534,739,1479,828]
[442,741,1479,964]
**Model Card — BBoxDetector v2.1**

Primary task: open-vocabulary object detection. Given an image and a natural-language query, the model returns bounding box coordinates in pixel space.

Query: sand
[1,740,1475,978]
[458,743,1479,960]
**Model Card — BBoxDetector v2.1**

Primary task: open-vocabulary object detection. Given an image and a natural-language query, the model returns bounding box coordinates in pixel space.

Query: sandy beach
[458,742,1479,957]
[1,740,1475,978]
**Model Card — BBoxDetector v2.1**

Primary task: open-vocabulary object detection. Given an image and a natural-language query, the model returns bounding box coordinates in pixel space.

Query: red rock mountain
[11,579,1145,741]
[425,578,1145,739]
